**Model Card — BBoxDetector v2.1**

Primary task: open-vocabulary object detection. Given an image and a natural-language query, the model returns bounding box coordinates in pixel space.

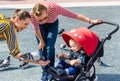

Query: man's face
[16,18,31,32]
[69,39,81,52]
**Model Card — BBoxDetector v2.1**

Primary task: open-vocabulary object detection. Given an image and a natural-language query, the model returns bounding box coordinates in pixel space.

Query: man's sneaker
[19,62,29,70]
[0,56,10,70]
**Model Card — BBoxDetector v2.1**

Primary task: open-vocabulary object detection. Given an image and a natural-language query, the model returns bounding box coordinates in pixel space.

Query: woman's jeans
[36,19,59,73]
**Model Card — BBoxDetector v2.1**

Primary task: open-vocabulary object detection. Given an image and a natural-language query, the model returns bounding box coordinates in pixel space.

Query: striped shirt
[0,18,20,57]
[30,1,78,32]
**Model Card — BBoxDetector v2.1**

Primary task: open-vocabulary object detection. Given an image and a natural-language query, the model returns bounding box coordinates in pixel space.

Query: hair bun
[15,9,21,13]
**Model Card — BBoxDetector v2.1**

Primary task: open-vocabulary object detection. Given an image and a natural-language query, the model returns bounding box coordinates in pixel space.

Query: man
[0,10,49,69]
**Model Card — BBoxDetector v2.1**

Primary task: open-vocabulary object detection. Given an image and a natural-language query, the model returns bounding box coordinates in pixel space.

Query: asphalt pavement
[0,2,120,81]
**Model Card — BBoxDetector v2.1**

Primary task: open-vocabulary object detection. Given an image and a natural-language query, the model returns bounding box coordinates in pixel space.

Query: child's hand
[70,59,82,66]
[70,60,77,66]
[57,53,69,58]
[76,59,82,64]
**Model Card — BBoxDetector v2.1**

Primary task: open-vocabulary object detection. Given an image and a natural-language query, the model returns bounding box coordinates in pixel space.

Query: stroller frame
[47,21,119,81]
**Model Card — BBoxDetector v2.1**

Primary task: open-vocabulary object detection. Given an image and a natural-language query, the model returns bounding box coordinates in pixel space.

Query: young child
[55,27,99,76]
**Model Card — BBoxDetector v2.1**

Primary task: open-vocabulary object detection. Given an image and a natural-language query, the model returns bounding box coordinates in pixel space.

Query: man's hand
[36,60,50,66]
[14,52,24,59]
[90,19,103,24]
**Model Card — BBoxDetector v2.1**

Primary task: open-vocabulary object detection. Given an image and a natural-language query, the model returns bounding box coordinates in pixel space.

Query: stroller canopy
[62,27,99,56]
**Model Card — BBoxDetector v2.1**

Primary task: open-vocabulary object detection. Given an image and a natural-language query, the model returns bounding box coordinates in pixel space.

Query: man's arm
[4,22,50,66]
[4,22,20,57]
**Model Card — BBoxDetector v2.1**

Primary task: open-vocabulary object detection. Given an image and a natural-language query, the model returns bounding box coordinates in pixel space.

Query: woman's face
[35,10,48,23]
[69,39,82,52]
[15,17,31,32]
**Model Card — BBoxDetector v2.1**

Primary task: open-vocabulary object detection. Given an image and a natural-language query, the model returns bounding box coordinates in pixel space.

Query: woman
[30,1,102,81]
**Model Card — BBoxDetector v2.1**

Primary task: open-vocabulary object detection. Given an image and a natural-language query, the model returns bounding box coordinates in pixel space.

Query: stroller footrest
[47,67,76,80]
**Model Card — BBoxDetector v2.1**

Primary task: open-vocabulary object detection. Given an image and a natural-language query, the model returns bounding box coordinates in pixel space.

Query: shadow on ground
[98,74,120,81]
[0,64,39,72]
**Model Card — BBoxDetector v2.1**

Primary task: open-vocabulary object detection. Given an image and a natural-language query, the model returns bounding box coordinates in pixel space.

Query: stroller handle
[88,21,119,36]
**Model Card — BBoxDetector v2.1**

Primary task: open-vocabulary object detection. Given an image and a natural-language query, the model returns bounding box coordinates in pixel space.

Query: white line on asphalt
[0,2,120,8]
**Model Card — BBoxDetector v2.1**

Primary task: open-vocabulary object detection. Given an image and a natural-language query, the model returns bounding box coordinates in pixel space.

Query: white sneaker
[0,56,10,70]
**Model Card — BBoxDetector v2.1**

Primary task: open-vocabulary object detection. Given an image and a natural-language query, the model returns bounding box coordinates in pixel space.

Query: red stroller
[47,21,119,81]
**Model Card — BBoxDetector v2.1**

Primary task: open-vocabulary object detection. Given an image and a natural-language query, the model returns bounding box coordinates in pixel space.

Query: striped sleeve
[53,2,78,19]
[30,11,40,32]
[4,22,20,57]
[0,21,8,32]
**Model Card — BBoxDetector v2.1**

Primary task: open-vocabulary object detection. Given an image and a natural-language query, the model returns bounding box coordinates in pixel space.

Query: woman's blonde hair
[32,3,47,16]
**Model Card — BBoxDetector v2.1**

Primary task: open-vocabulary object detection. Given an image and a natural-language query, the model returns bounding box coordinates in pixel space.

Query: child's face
[69,39,81,52]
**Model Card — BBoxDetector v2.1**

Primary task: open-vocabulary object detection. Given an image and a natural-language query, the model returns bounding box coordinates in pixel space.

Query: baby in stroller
[48,27,99,81]
[47,21,119,81]
[55,27,98,76]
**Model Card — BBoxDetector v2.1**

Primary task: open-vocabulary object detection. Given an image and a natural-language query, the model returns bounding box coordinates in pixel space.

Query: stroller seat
[47,40,103,81]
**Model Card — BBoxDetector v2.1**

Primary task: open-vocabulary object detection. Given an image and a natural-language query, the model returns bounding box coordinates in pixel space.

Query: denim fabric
[56,60,80,75]
[36,19,59,72]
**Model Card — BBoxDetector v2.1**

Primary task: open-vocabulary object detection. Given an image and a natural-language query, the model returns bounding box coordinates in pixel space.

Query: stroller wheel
[89,66,95,77]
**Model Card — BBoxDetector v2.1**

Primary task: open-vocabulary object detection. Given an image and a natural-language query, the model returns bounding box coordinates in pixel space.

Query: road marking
[0,2,120,8]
